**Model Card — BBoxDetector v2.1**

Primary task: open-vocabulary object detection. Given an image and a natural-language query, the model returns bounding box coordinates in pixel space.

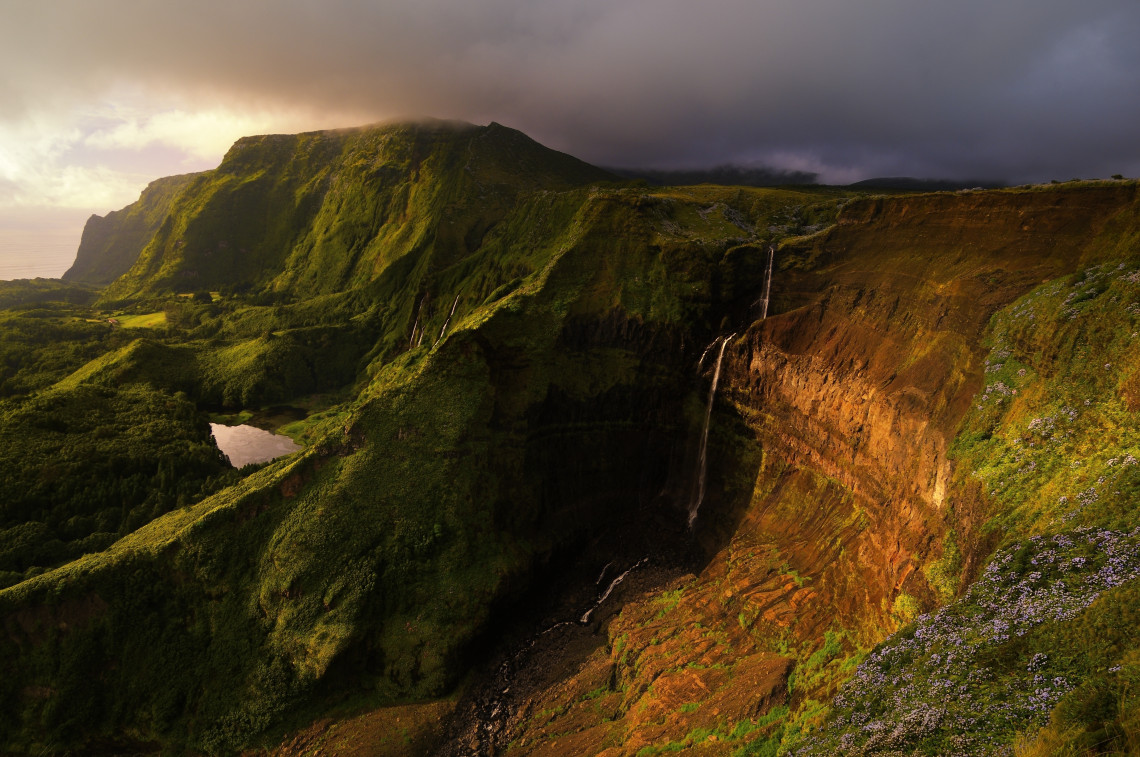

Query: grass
[949,262,1140,537]
[114,311,166,328]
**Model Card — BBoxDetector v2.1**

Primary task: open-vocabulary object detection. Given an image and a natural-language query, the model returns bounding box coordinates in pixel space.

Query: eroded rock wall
[496,184,1140,756]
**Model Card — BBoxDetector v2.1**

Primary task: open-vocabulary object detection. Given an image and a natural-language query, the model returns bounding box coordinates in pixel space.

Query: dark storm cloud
[4,0,1139,182]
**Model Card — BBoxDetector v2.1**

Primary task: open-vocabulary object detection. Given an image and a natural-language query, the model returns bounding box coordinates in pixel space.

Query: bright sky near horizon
[2,0,1138,278]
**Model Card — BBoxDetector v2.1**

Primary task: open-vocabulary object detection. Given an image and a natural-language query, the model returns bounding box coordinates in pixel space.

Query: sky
[2,0,1139,277]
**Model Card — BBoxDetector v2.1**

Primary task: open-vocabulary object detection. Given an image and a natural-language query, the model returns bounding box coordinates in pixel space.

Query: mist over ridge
[2,0,1139,229]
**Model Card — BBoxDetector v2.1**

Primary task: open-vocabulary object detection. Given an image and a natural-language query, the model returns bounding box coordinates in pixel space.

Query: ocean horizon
[0,228,81,280]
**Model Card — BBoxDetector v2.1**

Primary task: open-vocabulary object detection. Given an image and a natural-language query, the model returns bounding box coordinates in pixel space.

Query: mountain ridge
[63,172,204,286]
[97,119,614,303]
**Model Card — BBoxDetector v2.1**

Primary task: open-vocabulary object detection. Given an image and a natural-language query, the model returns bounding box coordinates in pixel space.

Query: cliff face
[719,187,1140,625]
[484,185,1140,756]
[4,121,1140,756]
[63,173,202,286]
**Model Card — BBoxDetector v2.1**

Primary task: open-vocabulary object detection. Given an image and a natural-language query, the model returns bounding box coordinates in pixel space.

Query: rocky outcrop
[63,173,201,285]
[711,184,1140,634]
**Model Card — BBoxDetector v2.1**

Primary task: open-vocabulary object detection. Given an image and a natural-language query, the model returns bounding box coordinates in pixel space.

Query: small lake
[209,424,301,468]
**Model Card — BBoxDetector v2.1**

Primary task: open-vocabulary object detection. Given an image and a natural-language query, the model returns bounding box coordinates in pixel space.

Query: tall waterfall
[689,333,735,527]
[696,340,716,373]
[757,244,774,320]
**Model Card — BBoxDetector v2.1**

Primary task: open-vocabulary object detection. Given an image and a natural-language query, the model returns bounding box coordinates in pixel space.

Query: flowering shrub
[796,529,1140,755]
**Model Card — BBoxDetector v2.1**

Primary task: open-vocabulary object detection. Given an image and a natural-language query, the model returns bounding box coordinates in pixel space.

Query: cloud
[0,108,153,210]
[80,102,359,161]
[0,0,1138,210]
[0,96,356,211]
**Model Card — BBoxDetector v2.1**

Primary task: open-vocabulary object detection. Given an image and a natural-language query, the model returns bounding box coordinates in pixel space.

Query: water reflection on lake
[209,424,301,468]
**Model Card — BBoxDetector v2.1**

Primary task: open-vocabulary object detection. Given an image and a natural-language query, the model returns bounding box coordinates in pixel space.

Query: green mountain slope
[0,122,846,753]
[101,120,614,302]
[1,121,1139,757]
[63,173,203,286]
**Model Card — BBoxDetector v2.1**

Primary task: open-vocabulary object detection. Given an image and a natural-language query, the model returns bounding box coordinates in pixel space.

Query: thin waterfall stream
[696,340,716,373]
[756,244,774,320]
[439,293,461,340]
[409,294,426,347]
[580,557,649,624]
[688,333,735,527]
[446,555,651,755]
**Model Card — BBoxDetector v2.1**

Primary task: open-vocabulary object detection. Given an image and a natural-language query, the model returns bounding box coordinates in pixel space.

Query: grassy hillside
[3,120,1139,757]
[1,123,849,754]
[101,120,614,303]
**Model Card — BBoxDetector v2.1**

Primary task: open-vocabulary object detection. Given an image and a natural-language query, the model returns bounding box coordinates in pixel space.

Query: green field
[113,311,166,328]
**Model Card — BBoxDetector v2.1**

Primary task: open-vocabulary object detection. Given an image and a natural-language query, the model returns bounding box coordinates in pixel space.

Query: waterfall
[580,557,649,624]
[439,294,461,340]
[756,244,774,320]
[689,333,735,527]
[410,295,426,347]
[696,341,716,373]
